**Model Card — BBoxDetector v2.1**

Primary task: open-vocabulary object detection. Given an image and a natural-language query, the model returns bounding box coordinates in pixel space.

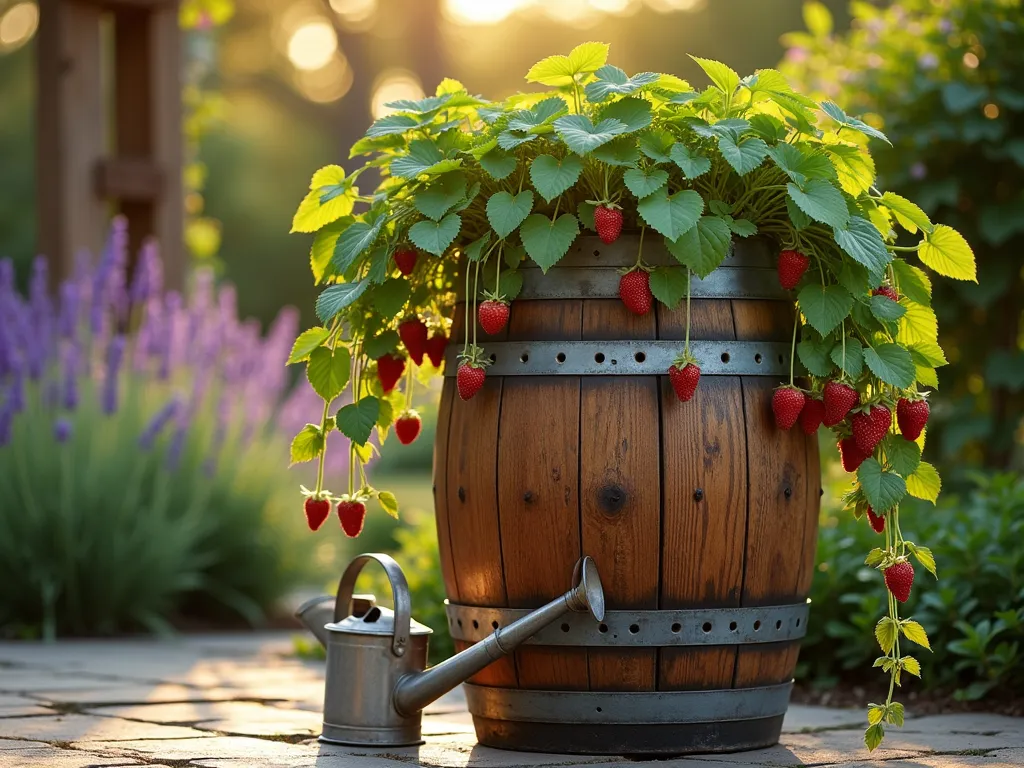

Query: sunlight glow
[287,20,337,72]
[442,0,526,25]
[441,0,694,25]
[0,2,38,50]
[329,0,377,28]
[371,70,425,119]
[295,54,353,103]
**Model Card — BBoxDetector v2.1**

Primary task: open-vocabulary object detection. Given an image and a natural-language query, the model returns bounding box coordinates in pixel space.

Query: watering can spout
[295,594,377,649]
[392,556,605,716]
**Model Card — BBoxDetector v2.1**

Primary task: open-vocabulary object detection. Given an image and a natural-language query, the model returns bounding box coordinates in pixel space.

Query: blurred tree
[781,0,1024,476]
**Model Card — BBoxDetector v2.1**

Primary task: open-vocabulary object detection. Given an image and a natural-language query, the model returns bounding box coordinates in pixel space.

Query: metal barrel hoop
[334,553,412,657]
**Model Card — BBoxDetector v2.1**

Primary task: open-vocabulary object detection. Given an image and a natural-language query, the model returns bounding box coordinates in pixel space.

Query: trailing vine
[286,43,976,749]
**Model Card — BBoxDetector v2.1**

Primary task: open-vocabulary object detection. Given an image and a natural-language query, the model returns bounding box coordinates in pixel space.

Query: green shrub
[802,471,1024,699]
[0,223,318,638]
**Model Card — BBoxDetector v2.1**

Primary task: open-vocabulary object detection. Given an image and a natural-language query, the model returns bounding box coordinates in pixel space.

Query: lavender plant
[0,217,320,638]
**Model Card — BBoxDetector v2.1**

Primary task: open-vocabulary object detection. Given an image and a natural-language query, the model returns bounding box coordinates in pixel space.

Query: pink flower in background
[918,52,939,71]
[785,47,808,64]
[910,162,928,180]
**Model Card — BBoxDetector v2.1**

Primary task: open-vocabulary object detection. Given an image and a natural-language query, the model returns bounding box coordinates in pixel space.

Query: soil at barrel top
[791,683,1024,718]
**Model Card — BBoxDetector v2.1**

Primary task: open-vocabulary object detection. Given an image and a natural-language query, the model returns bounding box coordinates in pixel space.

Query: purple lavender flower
[62,343,79,411]
[0,400,13,447]
[910,162,928,180]
[58,280,80,340]
[165,424,187,471]
[101,335,127,415]
[130,239,163,304]
[53,418,72,443]
[938,18,953,34]
[918,52,939,71]
[8,370,24,413]
[138,397,181,450]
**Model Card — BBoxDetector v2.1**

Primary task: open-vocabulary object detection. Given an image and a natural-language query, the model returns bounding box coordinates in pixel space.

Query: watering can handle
[334,553,412,657]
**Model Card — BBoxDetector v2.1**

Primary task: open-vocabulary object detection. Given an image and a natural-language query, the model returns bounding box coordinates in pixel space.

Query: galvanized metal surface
[443,340,796,377]
[510,265,789,301]
[332,553,420,656]
[559,234,775,269]
[445,601,809,646]
[463,682,794,725]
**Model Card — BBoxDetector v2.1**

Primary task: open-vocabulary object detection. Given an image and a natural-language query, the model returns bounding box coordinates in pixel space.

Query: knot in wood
[457,486,466,502]
[523,490,535,504]
[693,488,704,502]
[783,486,793,499]
[598,484,627,514]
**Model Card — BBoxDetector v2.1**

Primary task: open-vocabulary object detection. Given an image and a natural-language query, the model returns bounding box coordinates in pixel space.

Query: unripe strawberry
[778,249,809,290]
[594,205,623,244]
[884,560,915,603]
[772,385,806,430]
[619,270,652,315]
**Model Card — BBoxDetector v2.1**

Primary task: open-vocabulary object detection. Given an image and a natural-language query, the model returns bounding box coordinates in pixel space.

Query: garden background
[1,0,1021,709]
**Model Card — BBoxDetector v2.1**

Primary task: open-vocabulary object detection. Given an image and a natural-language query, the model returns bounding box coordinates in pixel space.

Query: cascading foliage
[288,43,976,748]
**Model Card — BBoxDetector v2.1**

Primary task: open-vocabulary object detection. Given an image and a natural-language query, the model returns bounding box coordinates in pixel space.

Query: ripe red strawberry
[772,385,806,430]
[866,506,885,533]
[838,437,868,472]
[799,396,825,434]
[873,284,899,302]
[376,353,406,393]
[823,380,860,427]
[669,362,701,402]
[852,404,892,455]
[394,249,418,276]
[619,270,652,315]
[399,318,429,366]
[425,332,448,368]
[478,299,510,335]
[897,397,929,441]
[778,249,810,290]
[594,205,623,244]
[337,498,367,538]
[884,560,915,604]
[303,497,331,532]
[395,411,422,445]
[457,363,486,401]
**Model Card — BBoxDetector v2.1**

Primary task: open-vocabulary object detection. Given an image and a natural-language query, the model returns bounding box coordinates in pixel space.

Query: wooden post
[36,0,183,289]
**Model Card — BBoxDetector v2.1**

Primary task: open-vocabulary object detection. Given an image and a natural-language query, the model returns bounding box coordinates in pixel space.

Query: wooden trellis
[36,0,184,288]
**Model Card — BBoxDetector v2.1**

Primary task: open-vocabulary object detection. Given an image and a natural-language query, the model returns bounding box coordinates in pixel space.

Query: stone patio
[0,634,1021,767]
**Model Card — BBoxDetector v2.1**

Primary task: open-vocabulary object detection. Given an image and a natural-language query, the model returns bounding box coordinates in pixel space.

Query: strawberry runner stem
[313,316,343,496]
[472,259,481,351]
[684,268,692,357]
[789,309,799,386]
[635,225,646,269]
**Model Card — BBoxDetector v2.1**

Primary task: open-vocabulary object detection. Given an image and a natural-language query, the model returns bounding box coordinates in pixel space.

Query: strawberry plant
[286,42,976,748]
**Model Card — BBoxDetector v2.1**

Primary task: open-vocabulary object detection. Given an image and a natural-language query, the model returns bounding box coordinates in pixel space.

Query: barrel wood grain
[499,300,589,690]
[581,299,659,691]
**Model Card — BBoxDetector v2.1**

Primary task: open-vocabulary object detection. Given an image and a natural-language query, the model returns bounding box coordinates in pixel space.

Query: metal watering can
[295,552,605,747]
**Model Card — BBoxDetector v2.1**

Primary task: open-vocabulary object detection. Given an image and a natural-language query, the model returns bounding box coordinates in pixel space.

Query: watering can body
[296,552,604,747]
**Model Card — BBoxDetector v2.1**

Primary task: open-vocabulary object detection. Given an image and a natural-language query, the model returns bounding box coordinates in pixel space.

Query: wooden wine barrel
[432,235,820,755]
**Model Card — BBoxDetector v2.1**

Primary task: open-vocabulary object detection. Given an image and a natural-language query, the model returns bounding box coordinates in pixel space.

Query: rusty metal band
[507,265,789,301]
[560,234,776,269]
[445,601,809,646]
[442,340,797,377]
[463,682,794,725]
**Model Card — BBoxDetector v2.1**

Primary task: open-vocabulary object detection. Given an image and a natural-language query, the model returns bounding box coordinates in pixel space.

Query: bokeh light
[963,51,979,69]
[329,0,377,30]
[441,0,694,25]
[294,53,354,103]
[441,0,525,25]
[287,20,337,71]
[0,2,38,51]
[983,103,999,119]
[371,70,425,119]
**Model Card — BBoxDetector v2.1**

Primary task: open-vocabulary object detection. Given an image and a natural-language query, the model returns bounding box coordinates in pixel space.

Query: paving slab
[28,683,261,706]
[71,735,316,763]
[0,713,210,742]
[0,743,143,767]
[782,703,864,732]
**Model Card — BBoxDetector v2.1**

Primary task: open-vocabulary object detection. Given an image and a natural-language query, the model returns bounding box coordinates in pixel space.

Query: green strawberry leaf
[864,342,915,388]
[520,213,579,273]
[530,154,584,202]
[288,327,332,364]
[591,136,641,167]
[391,139,460,178]
[880,192,933,234]
[869,294,907,322]
[478,148,518,180]
[364,330,400,359]
[464,233,492,263]
[900,620,931,650]
[899,301,939,345]
[885,436,921,477]
[797,329,836,377]
[307,346,351,401]
[858,457,907,513]
[378,490,399,519]
[830,336,864,378]
[408,212,461,256]
[786,195,812,230]
[875,616,899,653]
[497,130,536,150]
[638,129,675,163]
[648,266,689,309]
[623,168,669,199]
[689,55,740,95]
[787,179,849,229]
[316,280,369,323]
[670,143,712,179]
[636,188,703,241]
[333,215,385,274]
[891,260,932,306]
[290,425,324,465]
[906,461,941,503]
[919,224,977,282]
[526,41,609,86]
[821,100,891,146]
[664,215,732,278]
[599,96,652,133]
[414,171,466,221]
[833,216,892,284]
[371,278,410,317]
[507,97,568,131]
[797,284,853,336]
[336,396,380,446]
[584,65,660,102]
[486,191,534,239]
[554,115,629,154]
[718,135,768,176]
[726,217,757,237]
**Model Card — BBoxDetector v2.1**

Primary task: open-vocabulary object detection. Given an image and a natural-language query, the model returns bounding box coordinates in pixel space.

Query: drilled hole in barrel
[457,619,463,627]
[702,621,712,633]
[490,353,497,363]
[755,353,763,364]
[596,707,603,712]
[595,352,606,364]
[472,620,479,629]
[778,353,784,364]
[754,620,762,631]
[634,351,646,363]
[556,352,566,363]
[491,620,499,630]
[598,623,608,633]
[796,618,801,627]
[729,621,738,632]
[721,352,730,363]
[776,619,783,630]
[629,623,640,634]
[560,622,570,632]
[671,622,681,633]
[520,352,529,363]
